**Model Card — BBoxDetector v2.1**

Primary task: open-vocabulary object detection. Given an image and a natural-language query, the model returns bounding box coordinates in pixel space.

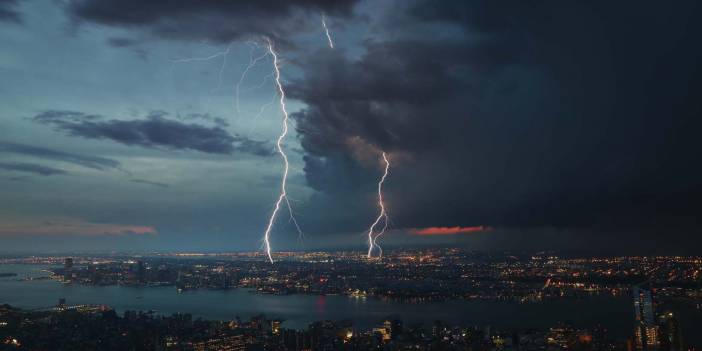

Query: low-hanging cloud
[32,110,274,156]
[0,162,67,176]
[0,141,120,170]
[130,179,169,188]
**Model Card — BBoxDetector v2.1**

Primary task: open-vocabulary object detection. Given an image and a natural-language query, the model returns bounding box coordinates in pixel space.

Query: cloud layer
[0,162,67,176]
[0,141,120,170]
[65,0,359,45]
[0,0,22,23]
[33,110,274,156]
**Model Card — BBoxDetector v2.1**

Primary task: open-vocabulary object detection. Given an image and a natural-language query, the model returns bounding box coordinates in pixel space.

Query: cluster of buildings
[0,284,692,350]
[43,251,702,306]
[0,302,636,350]
[1,251,699,349]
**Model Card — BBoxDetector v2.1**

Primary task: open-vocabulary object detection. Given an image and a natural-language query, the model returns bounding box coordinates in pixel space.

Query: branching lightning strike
[170,40,303,263]
[174,15,339,262]
[236,49,270,117]
[367,152,390,258]
[261,38,296,263]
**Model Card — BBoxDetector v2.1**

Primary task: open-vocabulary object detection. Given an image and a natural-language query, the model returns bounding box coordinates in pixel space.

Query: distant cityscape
[1,249,700,350]
[2,250,701,303]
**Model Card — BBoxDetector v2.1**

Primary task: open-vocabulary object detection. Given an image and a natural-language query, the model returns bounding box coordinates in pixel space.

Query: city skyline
[1,249,699,349]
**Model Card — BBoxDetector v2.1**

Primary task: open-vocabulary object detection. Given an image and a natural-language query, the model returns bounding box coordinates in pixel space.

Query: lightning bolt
[321,14,334,49]
[261,38,298,263]
[170,41,303,263]
[367,152,390,258]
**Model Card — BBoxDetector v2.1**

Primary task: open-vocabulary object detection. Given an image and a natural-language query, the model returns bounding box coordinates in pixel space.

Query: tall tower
[633,287,659,350]
[658,311,683,351]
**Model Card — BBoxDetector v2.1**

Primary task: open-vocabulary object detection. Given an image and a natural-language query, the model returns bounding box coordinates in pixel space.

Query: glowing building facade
[633,287,659,351]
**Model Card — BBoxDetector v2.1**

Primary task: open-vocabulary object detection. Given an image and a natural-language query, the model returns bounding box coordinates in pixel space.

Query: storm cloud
[290,0,702,235]
[65,0,359,45]
[0,0,22,23]
[32,110,274,156]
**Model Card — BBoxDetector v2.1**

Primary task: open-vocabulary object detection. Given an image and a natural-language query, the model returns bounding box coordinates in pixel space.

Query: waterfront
[0,265,629,332]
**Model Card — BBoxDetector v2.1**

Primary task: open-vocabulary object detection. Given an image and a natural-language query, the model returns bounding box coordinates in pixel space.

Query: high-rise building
[633,287,659,351]
[64,257,73,270]
[658,311,683,351]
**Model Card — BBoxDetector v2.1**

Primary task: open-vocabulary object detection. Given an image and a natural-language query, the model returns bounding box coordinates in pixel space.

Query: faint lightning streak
[242,72,275,93]
[285,197,303,239]
[367,152,390,258]
[236,50,269,117]
[211,46,230,94]
[171,46,231,63]
[261,38,297,263]
[247,95,277,135]
[170,44,232,111]
[321,14,334,49]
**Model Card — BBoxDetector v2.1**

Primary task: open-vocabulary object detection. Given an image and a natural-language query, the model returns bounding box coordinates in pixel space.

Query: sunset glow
[411,226,493,236]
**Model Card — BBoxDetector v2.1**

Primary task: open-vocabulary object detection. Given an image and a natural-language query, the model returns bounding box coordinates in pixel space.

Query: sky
[1,0,701,254]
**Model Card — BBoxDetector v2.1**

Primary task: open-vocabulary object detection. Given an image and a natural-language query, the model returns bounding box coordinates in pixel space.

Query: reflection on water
[0,263,652,341]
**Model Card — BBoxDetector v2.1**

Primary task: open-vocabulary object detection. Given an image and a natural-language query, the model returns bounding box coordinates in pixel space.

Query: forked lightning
[367,152,390,258]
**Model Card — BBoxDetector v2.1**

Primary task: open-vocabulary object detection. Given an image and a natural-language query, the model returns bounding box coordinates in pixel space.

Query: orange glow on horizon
[411,226,493,236]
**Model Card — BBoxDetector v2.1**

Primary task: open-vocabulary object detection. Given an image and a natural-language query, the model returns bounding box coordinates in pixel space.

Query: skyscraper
[658,311,683,351]
[633,287,659,351]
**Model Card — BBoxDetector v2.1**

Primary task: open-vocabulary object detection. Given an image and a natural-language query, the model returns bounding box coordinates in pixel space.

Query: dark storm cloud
[130,179,169,188]
[0,162,67,176]
[290,0,702,234]
[0,141,120,170]
[32,110,274,156]
[65,0,359,45]
[0,0,22,23]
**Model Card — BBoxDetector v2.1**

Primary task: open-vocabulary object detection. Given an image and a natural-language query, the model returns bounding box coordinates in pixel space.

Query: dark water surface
[0,264,691,343]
